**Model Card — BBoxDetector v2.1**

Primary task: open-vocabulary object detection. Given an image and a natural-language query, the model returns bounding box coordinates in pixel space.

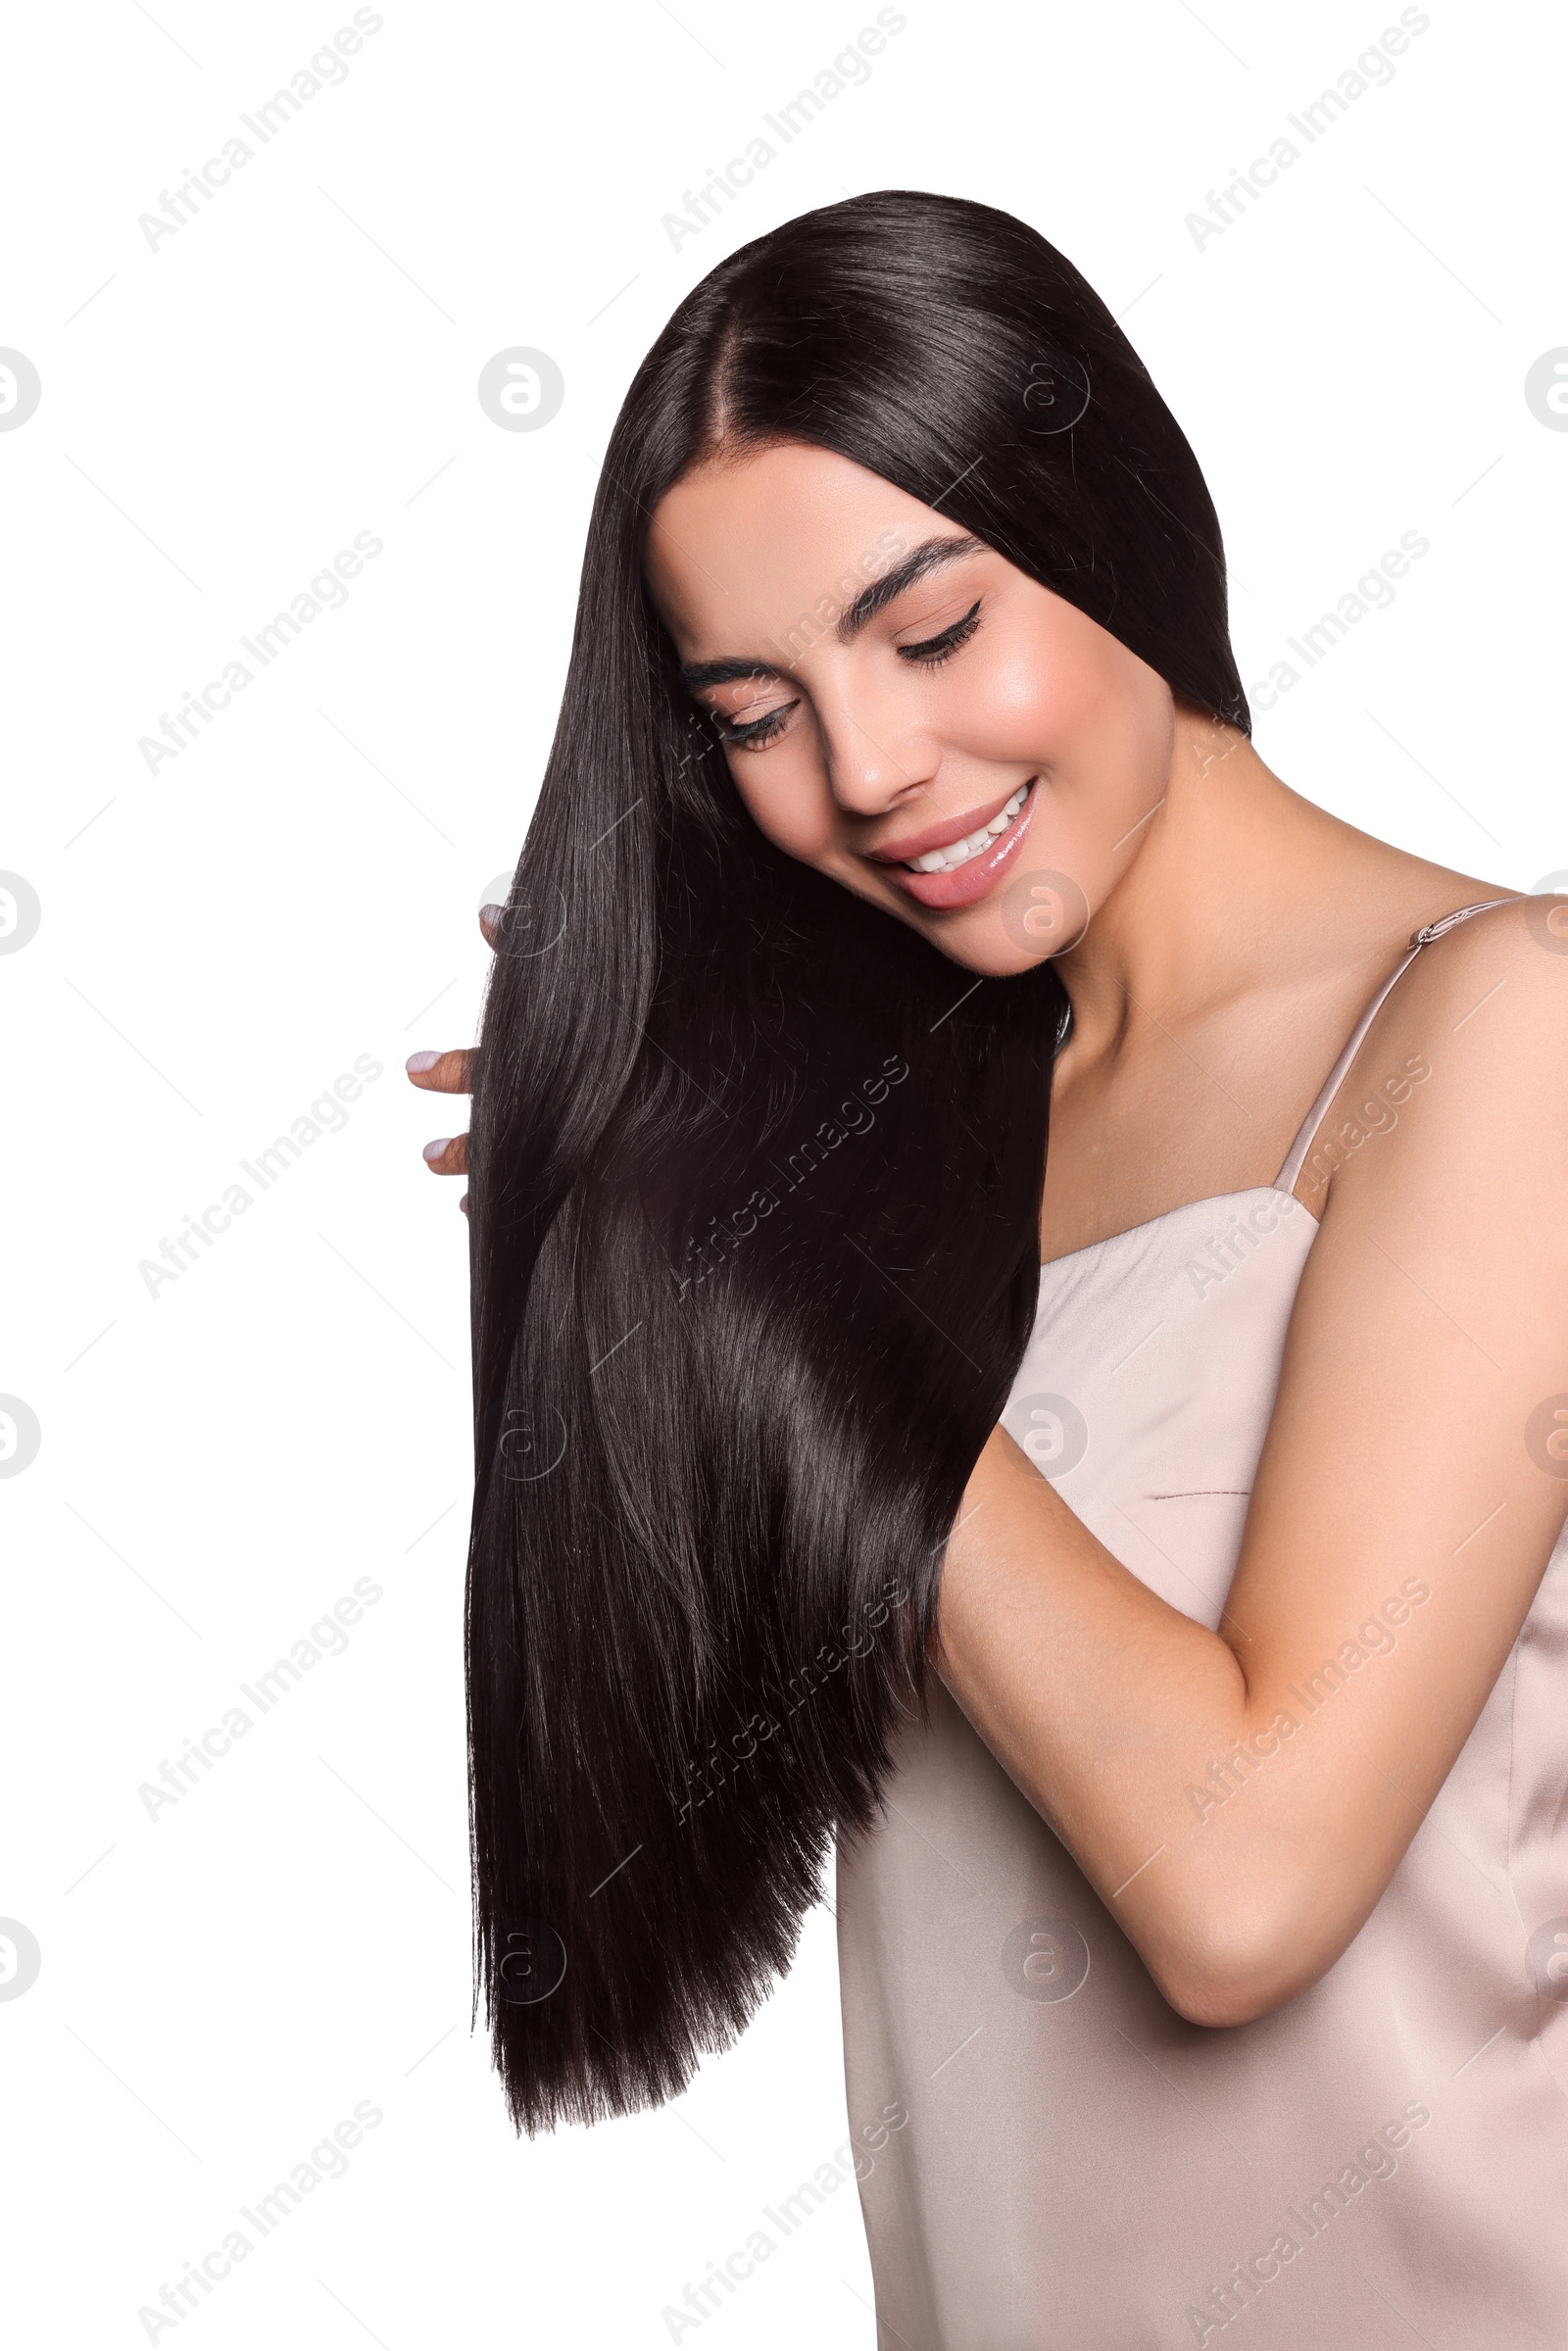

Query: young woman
[409,193,1568,2345]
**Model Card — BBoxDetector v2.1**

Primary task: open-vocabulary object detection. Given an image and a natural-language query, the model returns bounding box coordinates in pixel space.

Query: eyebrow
[838,532,988,641]
[678,532,988,692]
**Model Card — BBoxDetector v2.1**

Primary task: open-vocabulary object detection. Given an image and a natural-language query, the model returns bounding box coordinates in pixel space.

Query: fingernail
[479,903,505,927]
[422,1137,452,1163]
[405,1051,439,1074]
[459,1193,468,1216]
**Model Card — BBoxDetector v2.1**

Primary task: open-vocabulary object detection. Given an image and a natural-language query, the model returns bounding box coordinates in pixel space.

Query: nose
[816,681,941,818]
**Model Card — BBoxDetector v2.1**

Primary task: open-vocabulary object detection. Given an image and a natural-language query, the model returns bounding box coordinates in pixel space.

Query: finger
[478,904,504,950]
[405,1048,472,1094]
[420,1134,469,1177]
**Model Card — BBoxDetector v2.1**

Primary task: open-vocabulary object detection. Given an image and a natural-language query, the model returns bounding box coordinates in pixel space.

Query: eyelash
[710,702,798,750]
[898,597,983,667]
[705,596,985,750]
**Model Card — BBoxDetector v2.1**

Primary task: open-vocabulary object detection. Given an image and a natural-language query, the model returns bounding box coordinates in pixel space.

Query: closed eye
[897,598,983,668]
[709,698,800,750]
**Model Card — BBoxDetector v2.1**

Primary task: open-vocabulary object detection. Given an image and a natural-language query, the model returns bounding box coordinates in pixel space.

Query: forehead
[644,441,953,650]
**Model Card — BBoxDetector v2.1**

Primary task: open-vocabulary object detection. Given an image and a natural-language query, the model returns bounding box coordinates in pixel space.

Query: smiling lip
[867,780,1034,867]
[871,778,1039,911]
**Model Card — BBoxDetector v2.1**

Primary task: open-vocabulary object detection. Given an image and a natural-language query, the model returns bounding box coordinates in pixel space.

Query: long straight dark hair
[465,189,1248,2133]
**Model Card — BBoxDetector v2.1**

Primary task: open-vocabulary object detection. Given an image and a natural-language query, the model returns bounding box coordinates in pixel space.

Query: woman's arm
[935,900,1568,2026]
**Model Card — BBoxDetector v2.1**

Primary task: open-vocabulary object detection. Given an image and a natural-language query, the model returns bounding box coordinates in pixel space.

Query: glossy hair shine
[465,189,1249,2131]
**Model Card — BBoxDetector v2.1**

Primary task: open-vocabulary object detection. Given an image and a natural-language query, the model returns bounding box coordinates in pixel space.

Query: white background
[4,0,1564,2342]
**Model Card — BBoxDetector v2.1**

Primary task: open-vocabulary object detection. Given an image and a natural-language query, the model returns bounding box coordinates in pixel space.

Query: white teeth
[906,784,1030,874]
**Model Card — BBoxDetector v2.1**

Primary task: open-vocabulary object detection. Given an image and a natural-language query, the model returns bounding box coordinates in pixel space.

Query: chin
[926,920,1058,978]
[872,884,1060,977]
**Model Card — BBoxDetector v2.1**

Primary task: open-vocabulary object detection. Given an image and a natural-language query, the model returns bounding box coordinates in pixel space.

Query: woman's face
[645,441,1185,975]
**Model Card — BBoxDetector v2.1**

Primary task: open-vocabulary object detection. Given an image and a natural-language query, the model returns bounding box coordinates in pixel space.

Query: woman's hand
[404,904,500,1211]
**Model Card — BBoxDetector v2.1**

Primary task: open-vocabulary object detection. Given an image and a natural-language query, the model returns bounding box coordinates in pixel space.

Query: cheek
[965,629,1173,884]
[953,626,1121,766]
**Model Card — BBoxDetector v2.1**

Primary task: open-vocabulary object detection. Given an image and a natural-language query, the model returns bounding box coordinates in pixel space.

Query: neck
[1053,710,1455,1062]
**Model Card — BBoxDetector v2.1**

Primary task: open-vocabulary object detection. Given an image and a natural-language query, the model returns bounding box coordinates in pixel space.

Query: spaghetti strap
[1273,897,1519,1195]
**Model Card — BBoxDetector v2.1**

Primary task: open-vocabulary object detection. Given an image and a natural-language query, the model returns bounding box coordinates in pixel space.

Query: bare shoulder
[1388,891,1568,1058]
[1306,884,1568,1232]
[1296,893,1568,1221]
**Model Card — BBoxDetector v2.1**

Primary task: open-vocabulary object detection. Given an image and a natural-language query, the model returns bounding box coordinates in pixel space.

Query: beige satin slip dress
[836,898,1568,2349]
